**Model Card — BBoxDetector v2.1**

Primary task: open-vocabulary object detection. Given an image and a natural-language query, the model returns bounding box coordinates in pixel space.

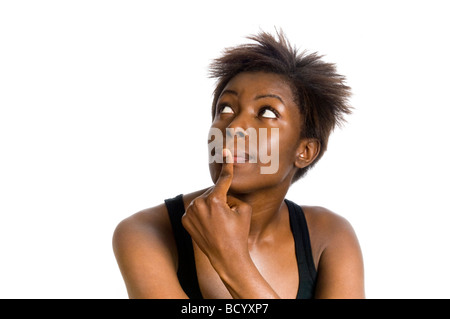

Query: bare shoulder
[302,206,357,244]
[112,189,209,298]
[301,205,364,298]
[113,202,171,245]
[112,201,182,298]
[112,202,175,262]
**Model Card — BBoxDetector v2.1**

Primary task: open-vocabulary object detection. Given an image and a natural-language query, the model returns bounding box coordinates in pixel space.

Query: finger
[199,186,215,198]
[212,148,234,199]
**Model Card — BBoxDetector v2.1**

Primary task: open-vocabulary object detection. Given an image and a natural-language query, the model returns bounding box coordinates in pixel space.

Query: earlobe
[294,139,320,169]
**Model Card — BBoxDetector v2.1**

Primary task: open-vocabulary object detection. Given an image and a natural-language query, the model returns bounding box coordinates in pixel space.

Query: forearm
[211,251,281,299]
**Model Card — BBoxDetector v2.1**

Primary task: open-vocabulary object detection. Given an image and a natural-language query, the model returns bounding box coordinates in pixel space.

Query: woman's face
[208,71,304,194]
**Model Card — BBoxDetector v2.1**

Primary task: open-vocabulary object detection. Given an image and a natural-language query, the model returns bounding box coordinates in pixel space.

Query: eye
[220,105,234,114]
[259,106,279,119]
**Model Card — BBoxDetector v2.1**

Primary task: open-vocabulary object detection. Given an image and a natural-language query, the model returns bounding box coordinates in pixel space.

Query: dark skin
[113,72,365,299]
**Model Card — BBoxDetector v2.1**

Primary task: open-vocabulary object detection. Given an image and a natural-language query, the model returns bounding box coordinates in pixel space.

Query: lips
[233,151,252,163]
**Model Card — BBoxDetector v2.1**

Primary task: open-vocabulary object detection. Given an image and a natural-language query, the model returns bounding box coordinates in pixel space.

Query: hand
[182,149,253,267]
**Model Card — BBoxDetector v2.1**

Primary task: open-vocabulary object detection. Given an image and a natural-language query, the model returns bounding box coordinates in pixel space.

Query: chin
[209,162,284,194]
[228,178,258,195]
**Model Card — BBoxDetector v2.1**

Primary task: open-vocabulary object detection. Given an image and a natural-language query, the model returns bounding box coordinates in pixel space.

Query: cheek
[276,130,298,163]
[257,128,297,174]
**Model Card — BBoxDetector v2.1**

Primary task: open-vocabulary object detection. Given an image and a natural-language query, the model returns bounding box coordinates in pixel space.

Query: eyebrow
[220,89,238,97]
[220,90,285,105]
[255,94,285,105]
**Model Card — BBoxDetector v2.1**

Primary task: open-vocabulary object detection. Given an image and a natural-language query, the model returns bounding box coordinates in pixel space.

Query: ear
[294,138,321,169]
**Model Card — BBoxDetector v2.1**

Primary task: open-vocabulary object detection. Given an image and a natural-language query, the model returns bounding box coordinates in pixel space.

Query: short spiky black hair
[209,30,352,182]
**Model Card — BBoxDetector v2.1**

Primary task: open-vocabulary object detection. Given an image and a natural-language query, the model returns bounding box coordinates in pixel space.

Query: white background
[1,0,449,298]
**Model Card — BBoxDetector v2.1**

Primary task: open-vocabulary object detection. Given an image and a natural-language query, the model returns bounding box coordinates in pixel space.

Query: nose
[226,110,252,136]
[226,127,248,139]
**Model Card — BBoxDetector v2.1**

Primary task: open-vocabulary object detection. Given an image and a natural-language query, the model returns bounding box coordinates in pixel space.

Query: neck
[228,178,292,244]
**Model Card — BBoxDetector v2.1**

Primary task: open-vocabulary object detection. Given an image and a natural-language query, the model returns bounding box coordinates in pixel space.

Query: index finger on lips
[212,148,234,200]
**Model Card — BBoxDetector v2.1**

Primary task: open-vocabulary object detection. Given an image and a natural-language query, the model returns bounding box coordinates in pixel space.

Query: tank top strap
[164,194,203,299]
[285,198,317,299]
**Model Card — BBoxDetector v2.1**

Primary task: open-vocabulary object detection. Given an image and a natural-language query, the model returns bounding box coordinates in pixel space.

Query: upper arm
[112,204,188,299]
[308,208,365,299]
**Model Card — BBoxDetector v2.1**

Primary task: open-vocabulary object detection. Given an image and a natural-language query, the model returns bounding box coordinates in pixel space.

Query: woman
[113,30,364,299]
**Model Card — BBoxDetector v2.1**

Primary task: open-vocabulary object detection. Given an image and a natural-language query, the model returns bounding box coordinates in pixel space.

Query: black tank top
[164,194,317,299]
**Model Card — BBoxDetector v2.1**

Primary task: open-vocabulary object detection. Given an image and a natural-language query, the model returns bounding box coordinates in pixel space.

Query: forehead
[220,71,296,102]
